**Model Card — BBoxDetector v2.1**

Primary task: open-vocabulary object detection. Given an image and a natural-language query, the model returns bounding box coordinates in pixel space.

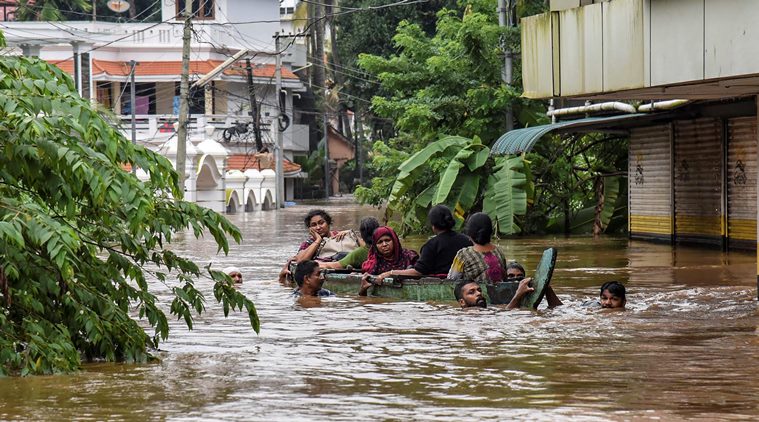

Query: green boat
[311,248,557,309]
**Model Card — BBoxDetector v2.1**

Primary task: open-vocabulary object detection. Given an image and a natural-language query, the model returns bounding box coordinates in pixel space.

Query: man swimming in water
[454,281,487,308]
[600,281,626,309]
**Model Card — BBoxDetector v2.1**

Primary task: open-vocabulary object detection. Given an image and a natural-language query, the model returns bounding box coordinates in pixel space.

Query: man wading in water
[292,260,335,297]
[454,279,535,310]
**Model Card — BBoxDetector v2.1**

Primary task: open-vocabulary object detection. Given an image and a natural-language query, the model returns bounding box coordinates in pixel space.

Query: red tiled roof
[51,59,298,80]
[227,153,301,174]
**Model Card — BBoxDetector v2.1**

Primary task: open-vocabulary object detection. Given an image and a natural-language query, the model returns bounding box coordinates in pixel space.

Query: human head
[223,266,243,283]
[294,260,323,289]
[371,226,401,261]
[304,209,333,237]
[506,262,525,281]
[359,217,380,245]
[428,205,455,233]
[600,281,626,309]
[465,212,494,246]
[454,281,487,308]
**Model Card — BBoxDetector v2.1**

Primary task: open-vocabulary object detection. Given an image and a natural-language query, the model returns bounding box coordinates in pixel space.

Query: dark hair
[359,217,380,245]
[507,261,525,275]
[304,209,332,228]
[294,260,320,287]
[464,212,493,245]
[428,205,455,231]
[454,280,478,301]
[600,281,626,300]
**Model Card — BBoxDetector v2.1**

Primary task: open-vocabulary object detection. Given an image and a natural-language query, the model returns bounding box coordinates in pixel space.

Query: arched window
[176,0,215,20]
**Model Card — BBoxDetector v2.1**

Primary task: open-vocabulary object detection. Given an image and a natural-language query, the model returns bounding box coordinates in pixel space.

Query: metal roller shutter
[674,118,723,245]
[629,124,673,240]
[727,117,757,249]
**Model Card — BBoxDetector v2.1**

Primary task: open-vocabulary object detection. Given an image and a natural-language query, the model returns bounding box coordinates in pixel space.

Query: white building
[0,0,310,210]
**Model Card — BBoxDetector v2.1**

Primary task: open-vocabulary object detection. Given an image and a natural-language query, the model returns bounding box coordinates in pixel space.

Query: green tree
[0,32,258,376]
[15,0,91,21]
[354,0,545,232]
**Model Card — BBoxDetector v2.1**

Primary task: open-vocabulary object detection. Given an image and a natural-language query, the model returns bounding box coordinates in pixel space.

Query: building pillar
[112,81,122,114]
[204,84,213,115]
[19,44,41,57]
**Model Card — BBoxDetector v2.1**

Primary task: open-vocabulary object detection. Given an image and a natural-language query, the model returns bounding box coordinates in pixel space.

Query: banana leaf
[433,147,472,204]
[388,136,470,206]
[598,176,620,231]
[482,156,528,235]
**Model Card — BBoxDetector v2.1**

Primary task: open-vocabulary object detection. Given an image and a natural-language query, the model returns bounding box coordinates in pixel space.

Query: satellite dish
[107,0,131,13]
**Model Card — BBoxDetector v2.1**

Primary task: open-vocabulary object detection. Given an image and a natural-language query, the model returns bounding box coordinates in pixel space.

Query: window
[176,0,215,20]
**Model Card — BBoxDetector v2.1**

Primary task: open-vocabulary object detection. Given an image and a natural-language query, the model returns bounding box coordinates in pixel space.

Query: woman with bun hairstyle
[448,213,510,284]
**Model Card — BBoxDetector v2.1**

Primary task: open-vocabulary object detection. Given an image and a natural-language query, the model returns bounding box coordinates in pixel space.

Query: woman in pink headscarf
[361,226,419,276]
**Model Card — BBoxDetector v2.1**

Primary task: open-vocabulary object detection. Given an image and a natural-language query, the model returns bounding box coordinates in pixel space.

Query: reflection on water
[1,202,758,421]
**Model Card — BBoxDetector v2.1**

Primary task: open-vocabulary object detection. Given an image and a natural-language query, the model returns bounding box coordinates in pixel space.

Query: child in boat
[320,217,380,270]
[361,226,419,276]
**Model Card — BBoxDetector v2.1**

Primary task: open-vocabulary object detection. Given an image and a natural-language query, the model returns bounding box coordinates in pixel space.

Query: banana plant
[386,135,532,235]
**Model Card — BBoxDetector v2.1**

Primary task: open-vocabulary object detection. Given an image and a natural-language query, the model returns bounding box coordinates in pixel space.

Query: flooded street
[1,202,758,421]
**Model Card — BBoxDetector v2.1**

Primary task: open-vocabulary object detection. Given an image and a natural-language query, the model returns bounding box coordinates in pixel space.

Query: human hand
[374,272,391,284]
[359,275,373,296]
[309,227,323,242]
[333,230,351,241]
[516,277,535,297]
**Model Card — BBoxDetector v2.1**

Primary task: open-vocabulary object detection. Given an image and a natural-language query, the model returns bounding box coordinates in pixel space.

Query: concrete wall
[522,0,759,99]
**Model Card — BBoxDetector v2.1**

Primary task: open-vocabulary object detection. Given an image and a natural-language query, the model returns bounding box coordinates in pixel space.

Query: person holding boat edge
[374,205,471,283]
[454,279,534,309]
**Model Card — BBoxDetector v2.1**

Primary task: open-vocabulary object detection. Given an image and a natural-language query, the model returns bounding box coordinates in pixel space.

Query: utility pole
[274,33,285,208]
[176,0,193,191]
[130,60,137,174]
[498,0,514,132]
[355,109,364,184]
[323,112,330,198]
[92,0,96,22]
[245,58,263,151]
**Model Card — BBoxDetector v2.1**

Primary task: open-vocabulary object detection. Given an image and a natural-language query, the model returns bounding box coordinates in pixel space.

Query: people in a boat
[294,209,359,263]
[454,279,535,309]
[292,260,335,297]
[320,217,380,270]
[223,266,243,284]
[599,281,626,309]
[361,226,419,276]
[448,212,510,284]
[374,205,471,282]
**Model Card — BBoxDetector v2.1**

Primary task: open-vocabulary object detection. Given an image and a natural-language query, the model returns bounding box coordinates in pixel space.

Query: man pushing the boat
[454,278,536,309]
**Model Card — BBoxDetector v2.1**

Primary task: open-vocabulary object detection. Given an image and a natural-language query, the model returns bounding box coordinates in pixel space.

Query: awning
[490,114,651,155]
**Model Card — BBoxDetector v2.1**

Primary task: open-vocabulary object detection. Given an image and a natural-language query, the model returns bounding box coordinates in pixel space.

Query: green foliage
[382,135,530,235]
[0,47,258,375]
[15,0,161,22]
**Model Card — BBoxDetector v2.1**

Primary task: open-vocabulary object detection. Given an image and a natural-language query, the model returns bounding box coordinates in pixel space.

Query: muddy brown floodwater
[1,202,758,421]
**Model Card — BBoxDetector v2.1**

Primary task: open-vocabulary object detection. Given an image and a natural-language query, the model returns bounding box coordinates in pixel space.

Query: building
[0,0,311,208]
[516,0,759,291]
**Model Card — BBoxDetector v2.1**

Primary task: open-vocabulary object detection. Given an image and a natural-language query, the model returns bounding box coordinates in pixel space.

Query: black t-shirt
[413,230,473,275]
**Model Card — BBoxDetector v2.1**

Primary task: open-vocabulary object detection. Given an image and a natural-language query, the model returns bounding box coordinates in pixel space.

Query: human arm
[374,268,422,283]
[319,260,345,269]
[293,228,323,263]
[358,275,373,296]
[544,286,563,308]
[506,278,535,310]
[447,251,466,280]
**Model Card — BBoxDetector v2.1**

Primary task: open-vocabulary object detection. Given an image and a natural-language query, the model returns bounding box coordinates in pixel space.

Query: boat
[306,248,557,308]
